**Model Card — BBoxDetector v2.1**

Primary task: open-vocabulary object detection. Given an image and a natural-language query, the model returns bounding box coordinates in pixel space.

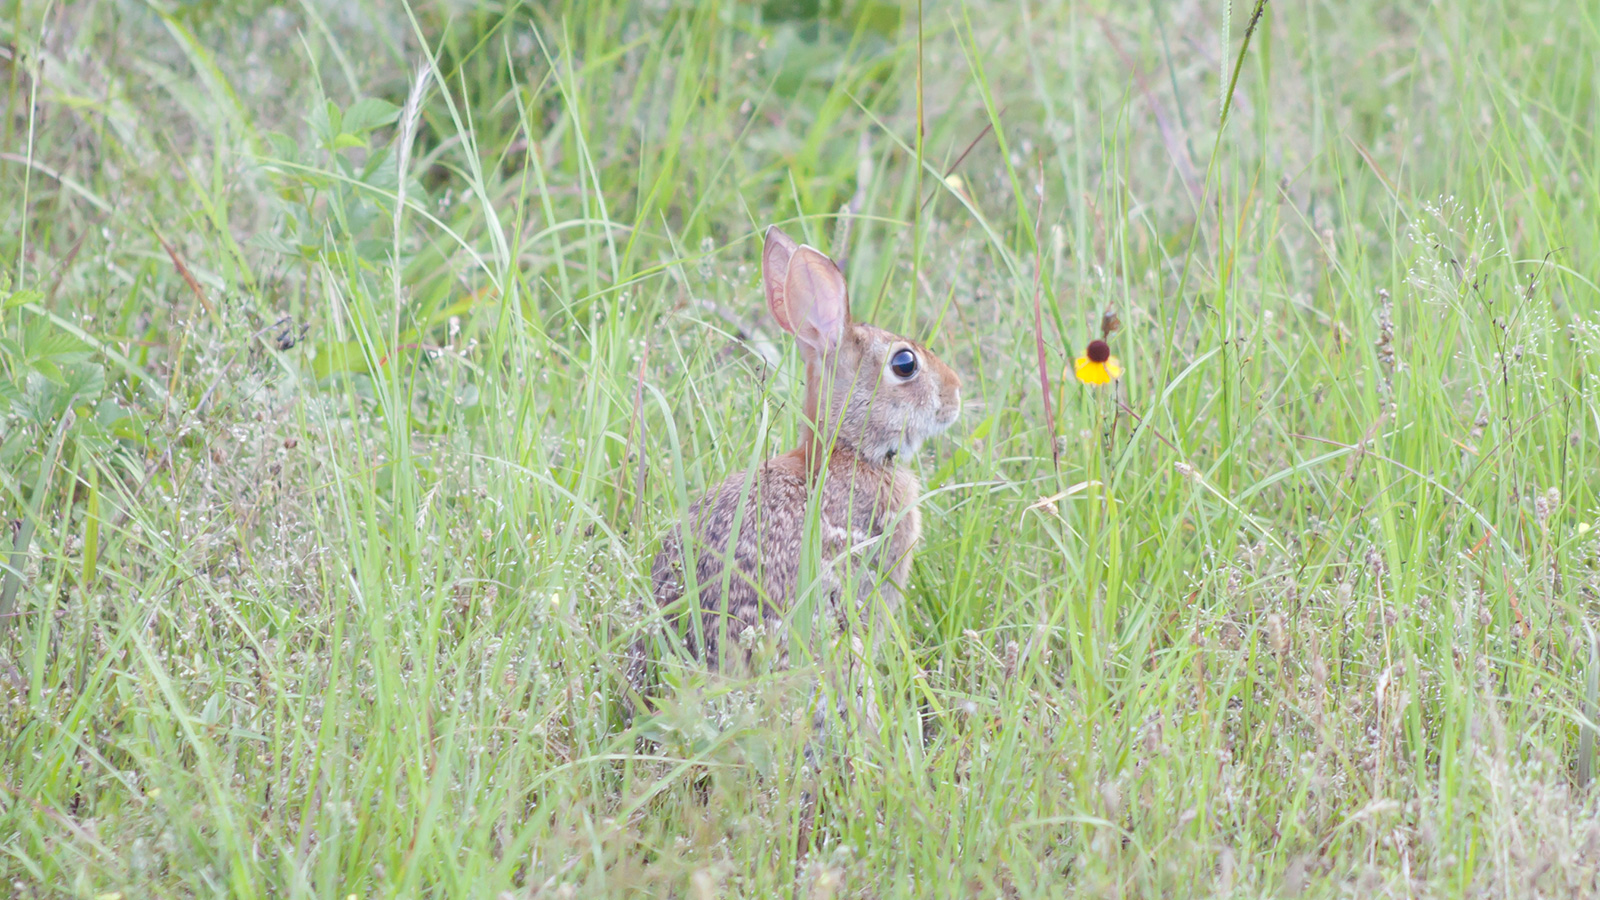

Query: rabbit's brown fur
[627,226,960,703]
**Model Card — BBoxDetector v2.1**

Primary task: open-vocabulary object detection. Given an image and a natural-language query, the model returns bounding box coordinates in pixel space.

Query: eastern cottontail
[627,226,961,707]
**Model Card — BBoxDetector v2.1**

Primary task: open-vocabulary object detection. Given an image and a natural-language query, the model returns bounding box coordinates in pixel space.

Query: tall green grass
[2,0,1599,895]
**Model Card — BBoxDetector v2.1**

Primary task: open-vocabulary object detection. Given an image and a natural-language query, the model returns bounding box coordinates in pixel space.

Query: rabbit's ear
[762,226,800,334]
[783,245,848,355]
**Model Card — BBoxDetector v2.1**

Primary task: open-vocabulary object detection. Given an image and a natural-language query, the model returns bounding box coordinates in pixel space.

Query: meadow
[3,0,1599,896]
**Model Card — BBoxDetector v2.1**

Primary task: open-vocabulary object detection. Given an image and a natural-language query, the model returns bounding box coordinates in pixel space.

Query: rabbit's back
[650,449,915,670]
[650,452,810,668]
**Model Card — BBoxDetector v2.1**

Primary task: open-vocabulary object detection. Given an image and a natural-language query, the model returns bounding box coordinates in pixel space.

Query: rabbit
[625,225,961,711]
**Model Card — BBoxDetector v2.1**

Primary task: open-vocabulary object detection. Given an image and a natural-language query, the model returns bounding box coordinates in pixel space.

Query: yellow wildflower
[1073,339,1122,385]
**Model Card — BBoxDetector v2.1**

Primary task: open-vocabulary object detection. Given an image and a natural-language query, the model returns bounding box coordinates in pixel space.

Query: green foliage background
[3,0,1599,895]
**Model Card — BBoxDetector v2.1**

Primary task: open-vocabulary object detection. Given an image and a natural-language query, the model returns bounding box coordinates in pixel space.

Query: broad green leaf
[3,288,42,310]
[35,330,94,362]
[342,97,400,134]
[31,357,68,387]
[306,100,338,144]
[263,131,299,162]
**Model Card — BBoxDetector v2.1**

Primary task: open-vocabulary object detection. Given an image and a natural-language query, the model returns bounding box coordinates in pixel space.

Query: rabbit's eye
[890,348,918,379]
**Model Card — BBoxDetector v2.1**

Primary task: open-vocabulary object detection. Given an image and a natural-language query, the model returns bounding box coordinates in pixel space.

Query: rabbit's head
[762,226,961,466]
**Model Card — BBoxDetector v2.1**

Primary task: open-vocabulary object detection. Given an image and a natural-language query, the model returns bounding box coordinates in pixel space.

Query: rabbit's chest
[816,471,916,550]
[816,465,921,606]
